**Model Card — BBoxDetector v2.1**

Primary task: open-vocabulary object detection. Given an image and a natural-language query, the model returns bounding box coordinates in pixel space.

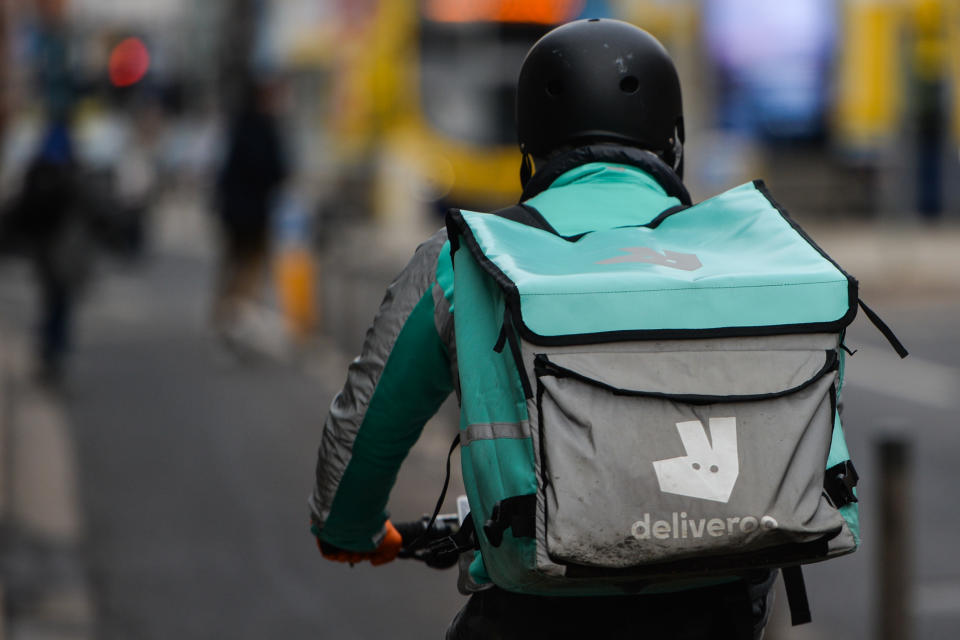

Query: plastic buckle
[483,502,506,547]
[825,460,859,507]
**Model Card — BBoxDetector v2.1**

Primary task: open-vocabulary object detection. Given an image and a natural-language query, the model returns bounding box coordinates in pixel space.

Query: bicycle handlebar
[394,513,461,569]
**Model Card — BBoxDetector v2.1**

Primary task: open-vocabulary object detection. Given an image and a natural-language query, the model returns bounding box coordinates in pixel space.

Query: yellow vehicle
[327,0,602,228]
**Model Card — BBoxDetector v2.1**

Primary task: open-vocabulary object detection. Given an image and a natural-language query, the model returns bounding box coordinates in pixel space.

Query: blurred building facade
[2,0,959,246]
[618,0,960,221]
[257,0,960,230]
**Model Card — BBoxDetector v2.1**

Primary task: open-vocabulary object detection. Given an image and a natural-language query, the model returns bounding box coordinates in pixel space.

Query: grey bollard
[877,438,912,640]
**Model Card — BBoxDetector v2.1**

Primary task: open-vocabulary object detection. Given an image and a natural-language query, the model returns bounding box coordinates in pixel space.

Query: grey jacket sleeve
[309,229,455,550]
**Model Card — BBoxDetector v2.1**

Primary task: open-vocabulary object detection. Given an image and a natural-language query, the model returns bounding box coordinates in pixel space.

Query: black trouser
[446,571,776,640]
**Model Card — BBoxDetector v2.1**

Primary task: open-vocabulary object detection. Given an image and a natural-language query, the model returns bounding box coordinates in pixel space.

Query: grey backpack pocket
[531,345,852,577]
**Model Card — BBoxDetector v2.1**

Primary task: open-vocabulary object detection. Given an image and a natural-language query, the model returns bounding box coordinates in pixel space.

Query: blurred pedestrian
[211,80,289,346]
[112,110,160,260]
[2,121,95,382]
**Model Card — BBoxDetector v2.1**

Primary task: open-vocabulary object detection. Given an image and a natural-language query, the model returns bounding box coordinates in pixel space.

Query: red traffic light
[109,37,150,87]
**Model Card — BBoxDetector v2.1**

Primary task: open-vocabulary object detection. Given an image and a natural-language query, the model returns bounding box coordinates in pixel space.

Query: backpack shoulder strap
[491,203,559,236]
[782,565,813,626]
[445,203,560,257]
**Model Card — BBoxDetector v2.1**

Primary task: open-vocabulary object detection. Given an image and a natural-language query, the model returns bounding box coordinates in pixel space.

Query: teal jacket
[309,146,692,576]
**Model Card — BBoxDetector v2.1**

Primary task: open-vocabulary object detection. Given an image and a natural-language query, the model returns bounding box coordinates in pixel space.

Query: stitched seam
[518,280,847,296]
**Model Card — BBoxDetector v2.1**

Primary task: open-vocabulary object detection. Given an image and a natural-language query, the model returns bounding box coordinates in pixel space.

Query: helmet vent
[546,78,564,98]
[619,76,639,94]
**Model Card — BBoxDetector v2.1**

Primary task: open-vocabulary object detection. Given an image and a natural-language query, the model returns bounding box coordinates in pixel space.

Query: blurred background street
[0,0,958,639]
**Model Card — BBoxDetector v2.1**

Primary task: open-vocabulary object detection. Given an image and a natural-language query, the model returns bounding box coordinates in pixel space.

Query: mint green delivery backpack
[444,180,906,622]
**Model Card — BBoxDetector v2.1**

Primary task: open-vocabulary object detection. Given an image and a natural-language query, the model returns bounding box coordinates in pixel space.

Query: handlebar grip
[395,520,428,548]
[394,515,462,567]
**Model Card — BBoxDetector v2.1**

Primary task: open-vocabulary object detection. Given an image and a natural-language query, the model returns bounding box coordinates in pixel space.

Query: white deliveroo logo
[652,417,739,503]
[596,247,702,271]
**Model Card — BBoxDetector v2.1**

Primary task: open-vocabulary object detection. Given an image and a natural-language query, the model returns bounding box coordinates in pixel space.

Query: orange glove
[317,520,403,567]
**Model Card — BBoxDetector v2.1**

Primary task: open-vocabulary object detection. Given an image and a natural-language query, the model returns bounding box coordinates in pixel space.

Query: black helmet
[516,19,684,172]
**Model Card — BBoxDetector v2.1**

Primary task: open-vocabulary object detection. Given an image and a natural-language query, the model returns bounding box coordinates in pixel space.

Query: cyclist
[310,19,776,638]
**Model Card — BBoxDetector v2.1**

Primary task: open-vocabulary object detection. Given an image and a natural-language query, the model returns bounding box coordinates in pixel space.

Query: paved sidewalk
[0,327,93,640]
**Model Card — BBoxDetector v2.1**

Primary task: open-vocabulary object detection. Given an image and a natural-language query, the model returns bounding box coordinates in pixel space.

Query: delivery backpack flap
[445,180,895,601]
[533,336,850,576]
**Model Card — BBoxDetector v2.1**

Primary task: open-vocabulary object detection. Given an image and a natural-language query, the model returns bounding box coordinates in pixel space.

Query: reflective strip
[463,422,531,446]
